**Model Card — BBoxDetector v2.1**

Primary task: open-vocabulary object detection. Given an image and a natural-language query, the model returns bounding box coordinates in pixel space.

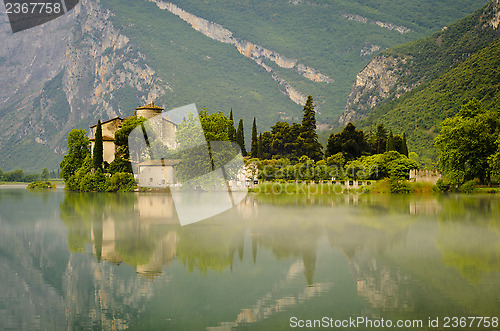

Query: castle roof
[90,116,122,128]
[136,102,164,111]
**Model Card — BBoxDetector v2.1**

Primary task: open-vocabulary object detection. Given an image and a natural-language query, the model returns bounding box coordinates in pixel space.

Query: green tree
[41,168,50,181]
[0,167,3,181]
[326,122,368,160]
[174,111,239,188]
[228,109,236,142]
[326,153,346,167]
[258,132,273,160]
[236,119,247,156]
[375,124,387,154]
[93,120,104,170]
[401,133,409,156]
[250,118,258,158]
[435,99,500,185]
[268,121,301,160]
[257,133,263,159]
[299,95,323,161]
[199,110,232,142]
[4,169,25,182]
[114,116,149,160]
[60,129,90,182]
[386,131,396,152]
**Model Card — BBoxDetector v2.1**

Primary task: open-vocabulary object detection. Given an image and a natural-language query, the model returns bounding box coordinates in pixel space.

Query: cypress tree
[386,130,396,152]
[257,133,263,159]
[93,120,103,170]
[402,132,409,156]
[236,119,247,156]
[376,124,387,154]
[250,117,259,158]
[299,95,323,161]
[228,109,236,142]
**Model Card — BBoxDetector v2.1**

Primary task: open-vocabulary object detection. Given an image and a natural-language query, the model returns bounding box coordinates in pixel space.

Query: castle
[89,102,178,164]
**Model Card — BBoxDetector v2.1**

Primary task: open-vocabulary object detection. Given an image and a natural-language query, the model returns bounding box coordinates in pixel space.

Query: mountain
[0,0,487,172]
[339,0,500,162]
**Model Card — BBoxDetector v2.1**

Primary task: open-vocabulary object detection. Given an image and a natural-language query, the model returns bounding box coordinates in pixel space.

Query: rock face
[339,56,414,124]
[0,0,169,166]
[342,13,413,34]
[150,0,332,107]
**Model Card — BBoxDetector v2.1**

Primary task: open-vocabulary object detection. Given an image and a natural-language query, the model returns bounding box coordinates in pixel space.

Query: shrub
[108,172,136,192]
[79,169,109,192]
[435,178,451,193]
[387,177,411,193]
[27,181,55,190]
[459,180,476,193]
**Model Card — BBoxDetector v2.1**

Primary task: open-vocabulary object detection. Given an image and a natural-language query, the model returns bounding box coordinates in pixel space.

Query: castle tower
[135,102,164,119]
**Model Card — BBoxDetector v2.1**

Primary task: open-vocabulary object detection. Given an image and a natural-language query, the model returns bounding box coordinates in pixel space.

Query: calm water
[1,187,500,330]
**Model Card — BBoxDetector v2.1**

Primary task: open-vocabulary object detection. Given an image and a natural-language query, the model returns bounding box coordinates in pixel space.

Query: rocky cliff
[0,0,169,170]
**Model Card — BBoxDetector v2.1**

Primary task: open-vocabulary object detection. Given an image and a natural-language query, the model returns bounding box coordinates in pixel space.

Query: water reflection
[3,188,500,330]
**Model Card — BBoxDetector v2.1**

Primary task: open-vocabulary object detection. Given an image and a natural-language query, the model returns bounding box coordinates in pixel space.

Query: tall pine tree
[402,133,409,156]
[257,133,263,159]
[375,124,388,154]
[250,117,259,158]
[386,130,396,152]
[299,95,323,161]
[228,109,236,142]
[236,119,247,156]
[93,120,103,170]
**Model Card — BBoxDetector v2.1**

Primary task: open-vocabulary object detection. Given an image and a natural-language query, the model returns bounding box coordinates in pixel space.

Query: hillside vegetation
[361,37,500,162]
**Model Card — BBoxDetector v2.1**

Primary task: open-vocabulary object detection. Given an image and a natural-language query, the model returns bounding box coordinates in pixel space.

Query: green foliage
[228,109,236,142]
[326,122,368,160]
[326,153,346,167]
[3,169,25,182]
[108,172,136,192]
[115,116,149,160]
[387,158,420,179]
[299,96,323,161]
[401,133,409,157]
[236,119,247,156]
[346,151,418,180]
[435,99,500,185]
[254,96,324,161]
[199,110,232,142]
[174,111,241,189]
[386,131,396,152]
[363,36,500,161]
[387,177,412,193]
[41,168,50,181]
[93,120,103,170]
[27,181,55,190]
[250,118,258,158]
[59,129,90,182]
[459,180,476,193]
[79,169,109,192]
[108,157,133,175]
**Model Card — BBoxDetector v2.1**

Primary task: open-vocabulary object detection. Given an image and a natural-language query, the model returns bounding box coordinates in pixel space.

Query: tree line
[0,167,55,183]
[59,94,418,191]
[248,95,409,163]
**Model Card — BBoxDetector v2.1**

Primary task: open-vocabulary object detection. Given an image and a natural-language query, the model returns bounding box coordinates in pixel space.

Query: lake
[1,187,500,330]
